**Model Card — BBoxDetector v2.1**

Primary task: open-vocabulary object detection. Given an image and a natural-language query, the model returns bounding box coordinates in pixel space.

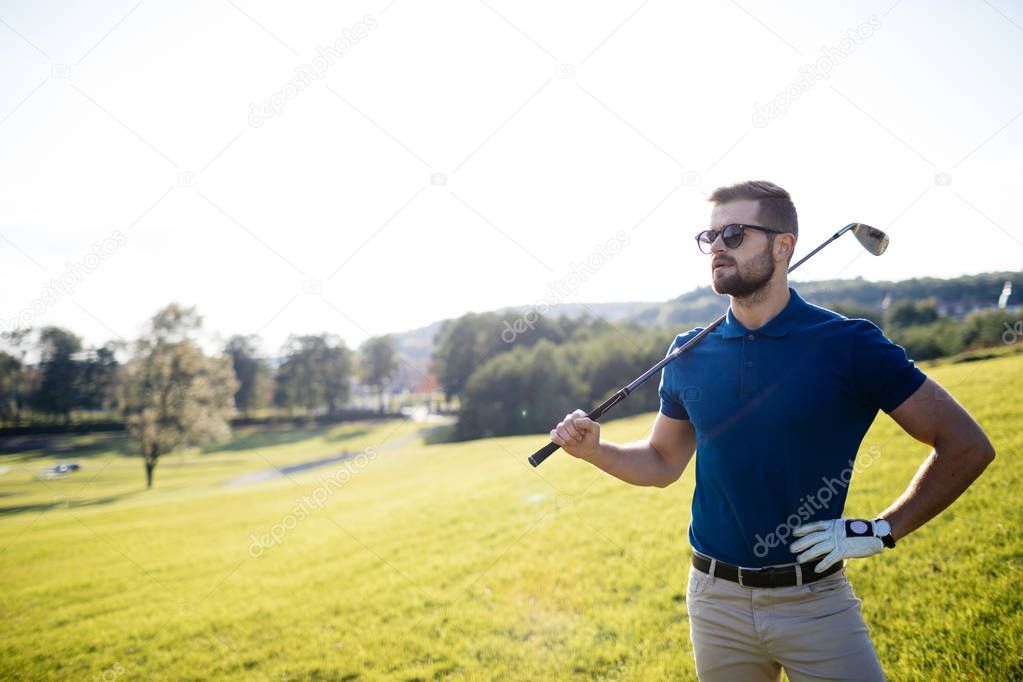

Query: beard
[712,241,776,299]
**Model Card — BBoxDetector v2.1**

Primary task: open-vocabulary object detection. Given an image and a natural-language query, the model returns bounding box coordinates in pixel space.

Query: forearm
[879,440,995,541]
[586,439,678,487]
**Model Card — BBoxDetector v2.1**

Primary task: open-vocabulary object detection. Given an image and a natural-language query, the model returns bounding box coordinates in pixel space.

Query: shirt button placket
[742,334,756,399]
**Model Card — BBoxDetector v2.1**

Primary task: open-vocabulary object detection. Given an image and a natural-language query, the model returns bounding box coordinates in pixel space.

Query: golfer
[549,180,995,681]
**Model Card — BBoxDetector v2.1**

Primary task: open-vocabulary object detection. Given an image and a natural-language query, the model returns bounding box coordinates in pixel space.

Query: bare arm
[880,377,995,541]
[550,410,696,487]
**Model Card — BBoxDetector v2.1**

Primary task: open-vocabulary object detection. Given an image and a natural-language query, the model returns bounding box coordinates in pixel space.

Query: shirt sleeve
[851,320,928,413]
[658,331,697,421]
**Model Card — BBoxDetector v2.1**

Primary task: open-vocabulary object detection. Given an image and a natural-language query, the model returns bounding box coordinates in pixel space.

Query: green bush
[458,340,586,440]
[829,299,883,327]
[885,298,939,328]
[889,319,965,361]
[960,309,1022,349]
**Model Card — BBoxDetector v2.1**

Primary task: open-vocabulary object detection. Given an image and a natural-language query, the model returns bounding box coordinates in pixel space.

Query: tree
[432,313,504,401]
[0,327,34,423]
[225,335,271,415]
[122,304,238,488]
[960,309,1021,349]
[274,334,352,418]
[0,351,22,425]
[578,329,670,418]
[828,300,883,327]
[32,327,83,423]
[458,340,586,439]
[0,329,33,426]
[884,298,939,329]
[433,311,603,404]
[359,335,398,412]
[79,342,122,412]
[888,319,964,361]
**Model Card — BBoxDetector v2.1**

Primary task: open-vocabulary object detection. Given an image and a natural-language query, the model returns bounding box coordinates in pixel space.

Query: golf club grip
[528,441,560,467]
[527,393,623,467]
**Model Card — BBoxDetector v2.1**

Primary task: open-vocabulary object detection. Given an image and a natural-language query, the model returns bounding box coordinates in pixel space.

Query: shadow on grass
[953,352,999,364]
[211,426,325,453]
[0,493,134,517]
[0,433,135,460]
[212,425,374,452]
[2,420,399,462]
[422,424,458,445]
[325,427,372,443]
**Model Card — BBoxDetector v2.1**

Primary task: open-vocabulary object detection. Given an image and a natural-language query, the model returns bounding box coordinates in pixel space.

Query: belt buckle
[737,566,761,588]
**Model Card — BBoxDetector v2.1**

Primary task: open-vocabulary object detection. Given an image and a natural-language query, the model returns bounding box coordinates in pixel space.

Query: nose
[710,232,728,254]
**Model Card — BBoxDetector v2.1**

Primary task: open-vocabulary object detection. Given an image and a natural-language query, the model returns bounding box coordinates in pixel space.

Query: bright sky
[2,0,1021,355]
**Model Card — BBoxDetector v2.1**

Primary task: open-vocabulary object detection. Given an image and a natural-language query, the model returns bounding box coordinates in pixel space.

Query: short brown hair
[708,180,798,238]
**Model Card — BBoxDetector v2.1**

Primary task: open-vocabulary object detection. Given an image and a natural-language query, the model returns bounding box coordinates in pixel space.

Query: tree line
[828,298,1019,361]
[0,308,400,428]
[433,301,1021,441]
[431,312,674,440]
[2,294,1017,480]
[0,304,399,487]
[643,271,1022,329]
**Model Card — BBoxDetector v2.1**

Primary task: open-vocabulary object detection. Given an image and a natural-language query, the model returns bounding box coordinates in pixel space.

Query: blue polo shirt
[658,287,927,567]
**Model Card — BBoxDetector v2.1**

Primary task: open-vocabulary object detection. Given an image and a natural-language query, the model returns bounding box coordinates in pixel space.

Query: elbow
[965,436,995,475]
[654,464,684,488]
[976,444,995,481]
[939,428,995,472]
[974,429,996,465]
[648,440,692,488]
[980,442,996,466]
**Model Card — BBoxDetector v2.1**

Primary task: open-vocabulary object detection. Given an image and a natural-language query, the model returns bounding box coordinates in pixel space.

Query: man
[548,180,995,681]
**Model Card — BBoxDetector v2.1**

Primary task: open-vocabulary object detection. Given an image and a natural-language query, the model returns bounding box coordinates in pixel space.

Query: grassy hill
[1,350,1020,680]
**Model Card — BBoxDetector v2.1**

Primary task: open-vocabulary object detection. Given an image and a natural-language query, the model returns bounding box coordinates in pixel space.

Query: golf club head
[849,223,889,256]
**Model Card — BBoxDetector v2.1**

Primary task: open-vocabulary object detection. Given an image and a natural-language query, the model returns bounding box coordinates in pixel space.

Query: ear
[775,234,796,260]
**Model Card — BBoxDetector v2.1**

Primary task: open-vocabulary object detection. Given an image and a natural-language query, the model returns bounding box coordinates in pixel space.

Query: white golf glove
[790,518,893,572]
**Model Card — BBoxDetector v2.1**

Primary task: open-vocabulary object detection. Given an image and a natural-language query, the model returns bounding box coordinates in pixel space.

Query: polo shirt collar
[718,287,808,338]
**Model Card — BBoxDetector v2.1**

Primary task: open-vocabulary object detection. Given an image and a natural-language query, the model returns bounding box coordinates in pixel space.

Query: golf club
[527,223,889,467]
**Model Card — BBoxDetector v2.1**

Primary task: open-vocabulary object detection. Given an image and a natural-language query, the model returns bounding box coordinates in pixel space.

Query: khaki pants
[686,564,885,681]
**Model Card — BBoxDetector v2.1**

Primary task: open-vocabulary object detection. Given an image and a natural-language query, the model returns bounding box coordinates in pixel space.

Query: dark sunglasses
[695,223,784,254]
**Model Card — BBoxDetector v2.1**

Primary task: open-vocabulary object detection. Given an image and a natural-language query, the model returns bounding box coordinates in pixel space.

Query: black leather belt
[692,551,842,588]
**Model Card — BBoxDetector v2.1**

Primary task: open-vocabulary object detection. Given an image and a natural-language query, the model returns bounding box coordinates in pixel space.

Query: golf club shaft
[787,225,851,272]
[527,223,867,467]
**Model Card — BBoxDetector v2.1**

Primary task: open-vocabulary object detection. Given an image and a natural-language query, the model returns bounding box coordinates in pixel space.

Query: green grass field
[1,351,1021,680]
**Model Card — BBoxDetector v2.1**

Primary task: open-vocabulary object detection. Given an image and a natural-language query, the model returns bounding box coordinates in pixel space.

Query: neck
[731,277,791,330]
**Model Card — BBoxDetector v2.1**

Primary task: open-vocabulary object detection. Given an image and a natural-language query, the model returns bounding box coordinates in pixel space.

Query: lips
[712,261,734,270]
